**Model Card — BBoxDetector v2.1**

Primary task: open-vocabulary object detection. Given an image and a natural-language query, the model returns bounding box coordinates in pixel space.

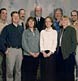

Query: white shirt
[40,27,57,53]
[36,17,40,21]
[59,30,64,46]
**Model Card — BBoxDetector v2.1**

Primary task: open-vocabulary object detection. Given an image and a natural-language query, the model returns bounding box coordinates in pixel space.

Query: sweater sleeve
[40,31,44,52]
[22,30,30,53]
[51,31,57,53]
[71,28,77,53]
[0,27,8,53]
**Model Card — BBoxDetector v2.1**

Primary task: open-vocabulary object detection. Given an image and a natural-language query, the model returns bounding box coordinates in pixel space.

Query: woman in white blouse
[40,16,57,81]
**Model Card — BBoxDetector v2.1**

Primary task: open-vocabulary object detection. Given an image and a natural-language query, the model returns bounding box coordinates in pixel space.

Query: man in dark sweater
[1,11,24,81]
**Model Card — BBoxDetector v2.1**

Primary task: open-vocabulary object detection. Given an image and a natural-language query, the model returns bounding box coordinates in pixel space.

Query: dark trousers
[40,53,56,81]
[21,55,39,81]
[56,47,75,81]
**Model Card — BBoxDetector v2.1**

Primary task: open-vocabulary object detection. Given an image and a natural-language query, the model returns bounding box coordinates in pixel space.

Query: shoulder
[2,24,11,31]
[40,29,45,33]
[52,29,57,33]
[23,29,29,35]
[51,29,57,36]
[41,17,45,20]
[40,30,45,36]
[24,29,29,32]
[65,26,76,35]
[67,26,76,31]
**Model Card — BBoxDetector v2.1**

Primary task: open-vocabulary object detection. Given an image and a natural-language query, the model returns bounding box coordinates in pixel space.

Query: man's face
[12,13,19,24]
[35,7,42,17]
[71,11,78,22]
[19,10,25,21]
[55,10,62,21]
[0,10,7,21]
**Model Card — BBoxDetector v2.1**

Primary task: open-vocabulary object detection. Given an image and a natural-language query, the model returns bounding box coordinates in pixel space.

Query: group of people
[0,5,78,81]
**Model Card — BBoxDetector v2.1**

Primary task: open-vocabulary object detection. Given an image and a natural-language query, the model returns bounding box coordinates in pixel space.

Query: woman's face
[61,18,69,27]
[45,18,52,28]
[28,19,35,28]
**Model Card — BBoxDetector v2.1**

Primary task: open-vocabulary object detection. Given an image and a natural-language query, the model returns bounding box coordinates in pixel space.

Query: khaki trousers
[6,48,22,81]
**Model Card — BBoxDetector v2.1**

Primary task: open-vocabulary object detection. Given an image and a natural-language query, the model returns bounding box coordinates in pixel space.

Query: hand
[42,51,48,58]
[21,56,23,60]
[29,52,39,58]
[34,52,39,57]
[29,52,34,56]
[5,49,9,55]
[47,51,52,57]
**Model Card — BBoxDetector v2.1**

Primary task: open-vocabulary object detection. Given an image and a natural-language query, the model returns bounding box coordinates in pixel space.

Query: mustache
[21,16,25,18]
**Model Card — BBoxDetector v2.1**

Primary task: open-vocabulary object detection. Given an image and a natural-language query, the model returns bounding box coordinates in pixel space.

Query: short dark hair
[18,9,25,14]
[11,11,18,17]
[0,8,7,14]
[71,10,78,16]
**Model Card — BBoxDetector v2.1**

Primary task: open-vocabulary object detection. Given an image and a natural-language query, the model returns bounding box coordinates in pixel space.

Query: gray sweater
[22,28,40,56]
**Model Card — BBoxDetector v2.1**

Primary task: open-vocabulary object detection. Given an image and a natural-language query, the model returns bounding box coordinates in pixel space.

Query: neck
[56,18,61,22]
[30,27,34,32]
[13,23,18,27]
[47,27,51,29]
[63,25,68,29]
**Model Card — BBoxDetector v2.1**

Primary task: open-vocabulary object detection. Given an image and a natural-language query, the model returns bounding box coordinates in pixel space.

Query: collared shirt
[1,23,24,52]
[19,20,25,30]
[36,17,40,22]
[34,17,45,32]
[59,29,64,46]
[22,28,40,56]
[53,20,60,32]
[40,27,57,53]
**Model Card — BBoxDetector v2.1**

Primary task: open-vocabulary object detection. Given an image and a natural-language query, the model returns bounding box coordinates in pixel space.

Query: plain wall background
[0,0,78,22]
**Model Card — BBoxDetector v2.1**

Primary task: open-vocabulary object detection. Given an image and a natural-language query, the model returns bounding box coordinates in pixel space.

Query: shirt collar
[13,23,18,27]
[45,27,52,32]
[36,17,40,21]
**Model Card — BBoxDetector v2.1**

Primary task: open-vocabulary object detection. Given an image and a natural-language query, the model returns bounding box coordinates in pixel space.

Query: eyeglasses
[71,15,77,16]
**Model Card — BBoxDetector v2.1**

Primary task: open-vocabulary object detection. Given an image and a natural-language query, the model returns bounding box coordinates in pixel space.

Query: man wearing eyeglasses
[71,10,78,25]
[71,10,78,81]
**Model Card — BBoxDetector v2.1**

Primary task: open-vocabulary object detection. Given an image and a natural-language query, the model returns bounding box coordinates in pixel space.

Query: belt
[8,46,21,49]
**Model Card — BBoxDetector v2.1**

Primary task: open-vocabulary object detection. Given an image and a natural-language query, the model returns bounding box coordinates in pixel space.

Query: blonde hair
[62,16,71,26]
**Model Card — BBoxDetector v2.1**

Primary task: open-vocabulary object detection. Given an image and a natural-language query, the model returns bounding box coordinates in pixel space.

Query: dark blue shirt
[0,35,6,53]
[1,23,24,52]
